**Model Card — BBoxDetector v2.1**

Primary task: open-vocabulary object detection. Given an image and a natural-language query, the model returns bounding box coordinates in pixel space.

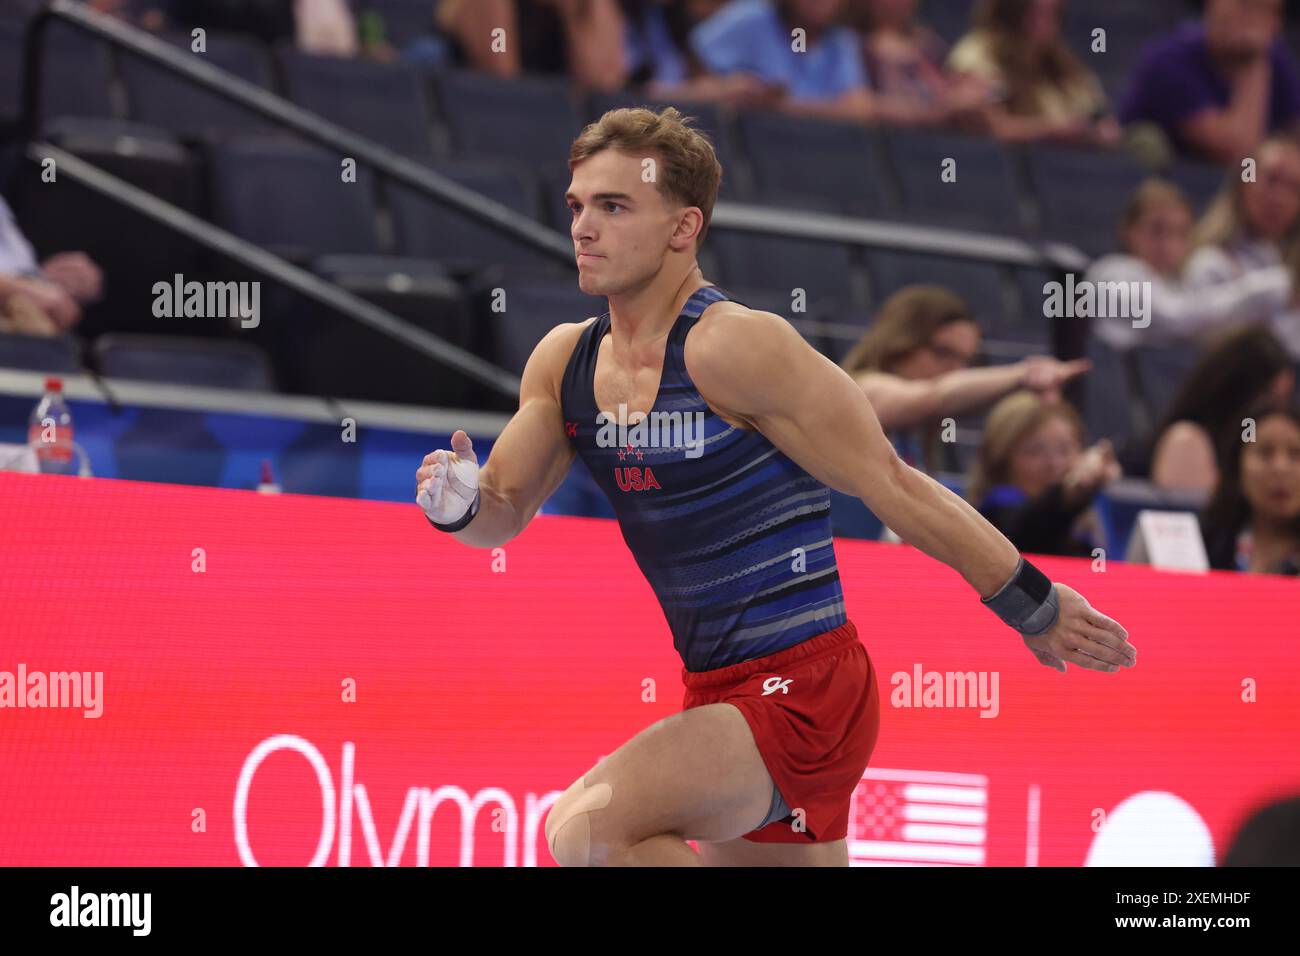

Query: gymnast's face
[1241,414,1300,523]
[567,149,698,297]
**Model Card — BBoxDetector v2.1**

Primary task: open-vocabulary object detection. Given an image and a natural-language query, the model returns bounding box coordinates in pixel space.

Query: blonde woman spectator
[969,390,1119,557]
[1186,134,1300,360]
[1085,179,1291,351]
[947,0,1117,145]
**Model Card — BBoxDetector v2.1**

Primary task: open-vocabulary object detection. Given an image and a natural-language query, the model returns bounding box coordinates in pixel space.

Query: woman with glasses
[840,285,1088,473]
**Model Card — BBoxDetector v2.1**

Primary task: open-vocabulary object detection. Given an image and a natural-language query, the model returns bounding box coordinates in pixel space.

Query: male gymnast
[415,107,1137,867]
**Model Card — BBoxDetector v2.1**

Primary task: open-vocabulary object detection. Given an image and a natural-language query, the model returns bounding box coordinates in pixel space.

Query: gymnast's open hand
[416,430,480,525]
[1021,583,1136,673]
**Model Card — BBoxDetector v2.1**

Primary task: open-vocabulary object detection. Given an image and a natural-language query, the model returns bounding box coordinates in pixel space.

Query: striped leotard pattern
[558,284,847,672]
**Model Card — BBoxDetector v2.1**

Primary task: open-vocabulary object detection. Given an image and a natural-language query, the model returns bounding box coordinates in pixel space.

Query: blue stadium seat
[280,52,436,162]
[120,31,274,137]
[0,332,82,374]
[209,139,381,259]
[387,159,564,273]
[432,70,583,163]
[367,0,439,48]
[1131,343,1199,427]
[1084,336,1141,462]
[94,334,277,390]
[1012,267,1066,352]
[39,20,116,122]
[868,250,1012,333]
[917,0,973,46]
[1167,160,1228,215]
[469,273,605,377]
[882,129,1028,233]
[0,19,23,124]
[1026,146,1149,256]
[735,111,895,217]
[708,231,859,310]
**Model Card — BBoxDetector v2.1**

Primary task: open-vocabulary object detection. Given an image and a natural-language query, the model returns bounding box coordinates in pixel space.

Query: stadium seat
[882,129,1028,233]
[468,272,606,377]
[432,70,584,164]
[280,52,436,163]
[1026,146,1149,256]
[367,0,441,48]
[94,334,277,390]
[1131,343,1199,428]
[1167,160,1228,215]
[868,250,1012,333]
[734,111,895,217]
[918,0,973,46]
[1083,336,1144,468]
[387,159,565,273]
[709,231,860,311]
[0,332,83,374]
[208,138,381,260]
[0,19,24,125]
[38,20,116,123]
[290,257,477,408]
[120,31,275,139]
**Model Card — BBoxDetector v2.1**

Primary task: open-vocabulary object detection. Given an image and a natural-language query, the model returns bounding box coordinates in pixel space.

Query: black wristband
[426,489,481,533]
[981,557,1059,635]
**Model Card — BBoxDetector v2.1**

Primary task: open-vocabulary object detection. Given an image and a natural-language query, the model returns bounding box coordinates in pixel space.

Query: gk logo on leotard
[762,677,792,696]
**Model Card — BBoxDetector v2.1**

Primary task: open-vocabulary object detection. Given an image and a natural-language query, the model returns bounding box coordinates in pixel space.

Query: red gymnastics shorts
[680,618,880,844]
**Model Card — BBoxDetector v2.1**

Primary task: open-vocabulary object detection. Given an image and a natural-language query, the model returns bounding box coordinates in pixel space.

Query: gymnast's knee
[545,773,615,867]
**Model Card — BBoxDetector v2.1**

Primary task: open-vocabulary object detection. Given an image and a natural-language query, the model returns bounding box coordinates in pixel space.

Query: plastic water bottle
[28,377,76,475]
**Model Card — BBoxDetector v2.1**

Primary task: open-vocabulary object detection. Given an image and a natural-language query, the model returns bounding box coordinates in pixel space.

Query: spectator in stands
[1186,134,1300,360]
[1151,325,1296,494]
[1085,179,1292,351]
[436,0,630,92]
[1119,0,1300,166]
[620,0,772,105]
[968,390,1119,557]
[947,0,1118,145]
[0,193,101,336]
[687,0,878,122]
[1200,399,1300,574]
[840,285,1089,473]
[848,0,989,126]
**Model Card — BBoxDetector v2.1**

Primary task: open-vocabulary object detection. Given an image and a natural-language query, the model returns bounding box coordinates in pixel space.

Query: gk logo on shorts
[761,677,792,696]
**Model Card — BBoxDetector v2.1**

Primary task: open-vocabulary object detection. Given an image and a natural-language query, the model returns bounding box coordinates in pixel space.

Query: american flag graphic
[848,768,989,866]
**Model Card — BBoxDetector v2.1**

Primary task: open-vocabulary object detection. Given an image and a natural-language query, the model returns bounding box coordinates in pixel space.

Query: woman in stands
[1085,179,1292,351]
[947,0,1118,145]
[968,390,1120,557]
[1186,134,1300,361]
[1201,400,1300,574]
[1150,325,1296,494]
[841,285,1088,474]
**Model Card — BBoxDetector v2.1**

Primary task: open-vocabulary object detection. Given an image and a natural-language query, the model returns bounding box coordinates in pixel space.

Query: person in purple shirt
[689,0,876,122]
[1119,0,1300,166]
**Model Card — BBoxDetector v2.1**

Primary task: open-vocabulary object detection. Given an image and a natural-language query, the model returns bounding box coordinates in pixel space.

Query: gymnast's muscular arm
[416,321,583,548]
[686,304,1136,672]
